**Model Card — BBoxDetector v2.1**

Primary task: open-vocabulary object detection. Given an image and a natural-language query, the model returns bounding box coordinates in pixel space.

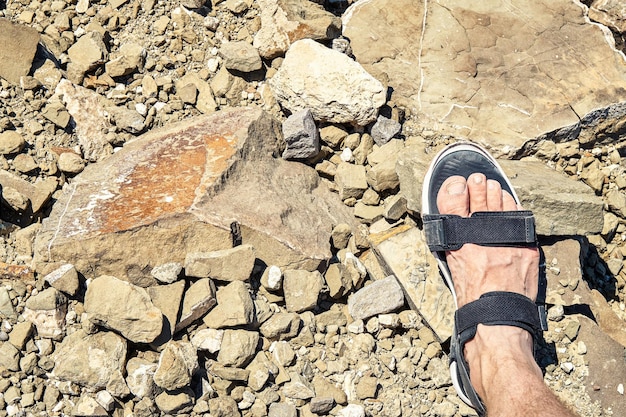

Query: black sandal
[421,142,548,416]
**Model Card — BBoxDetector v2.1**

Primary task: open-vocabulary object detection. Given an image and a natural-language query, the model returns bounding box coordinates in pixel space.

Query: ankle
[464,325,541,398]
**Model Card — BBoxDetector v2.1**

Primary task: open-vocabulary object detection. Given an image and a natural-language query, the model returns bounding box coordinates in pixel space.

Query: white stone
[191,328,224,353]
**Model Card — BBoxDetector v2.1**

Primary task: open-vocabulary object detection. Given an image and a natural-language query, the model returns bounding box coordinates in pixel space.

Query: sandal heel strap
[423,211,537,252]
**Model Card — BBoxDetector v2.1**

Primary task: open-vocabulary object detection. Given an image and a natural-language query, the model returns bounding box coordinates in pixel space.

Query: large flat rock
[33,107,356,285]
[343,0,626,153]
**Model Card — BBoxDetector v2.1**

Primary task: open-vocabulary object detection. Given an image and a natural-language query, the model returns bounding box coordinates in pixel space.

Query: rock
[344,0,626,154]
[259,312,301,339]
[155,388,195,414]
[34,108,355,283]
[175,278,216,332]
[355,376,378,399]
[41,101,71,129]
[150,262,183,284]
[217,329,259,367]
[57,152,86,174]
[105,43,146,78]
[320,125,348,149]
[176,73,218,114]
[84,275,164,344]
[337,404,365,417]
[269,39,386,125]
[209,396,241,417]
[185,245,256,281]
[281,109,320,159]
[8,321,33,350]
[147,279,185,341]
[153,341,198,390]
[219,41,263,72]
[126,357,158,399]
[13,153,38,173]
[191,328,224,353]
[383,195,407,221]
[347,275,405,321]
[109,105,145,134]
[0,286,15,317]
[67,31,108,75]
[331,224,352,250]
[95,390,115,412]
[2,185,29,211]
[366,158,399,192]
[370,115,401,146]
[177,83,198,104]
[0,19,40,85]
[52,329,127,389]
[44,264,80,296]
[0,341,20,371]
[260,265,283,291]
[309,397,334,415]
[253,0,342,59]
[0,131,25,155]
[588,0,626,33]
[283,269,324,313]
[335,163,368,200]
[268,402,297,417]
[209,362,250,381]
[354,201,384,223]
[72,394,109,417]
[23,287,67,340]
[54,80,113,161]
[203,280,254,328]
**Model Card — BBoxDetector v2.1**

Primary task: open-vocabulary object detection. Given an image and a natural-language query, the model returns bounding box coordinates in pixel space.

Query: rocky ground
[1,0,626,417]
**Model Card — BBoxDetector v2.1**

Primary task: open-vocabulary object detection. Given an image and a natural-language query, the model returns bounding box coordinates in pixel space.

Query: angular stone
[269,402,297,417]
[347,275,405,321]
[260,265,283,291]
[283,270,324,313]
[185,245,255,281]
[175,278,216,332]
[335,163,368,200]
[370,115,401,146]
[203,280,254,328]
[383,195,407,221]
[209,362,250,381]
[269,39,386,125]
[589,0,626,33]
[41,101,71,129]
[125,357,158,399]
[8,321,33,350]
[191,328,224,353]
[175,72,218,114]
[105,42,145,78]
[148,279,185,340]
[344,0,626,153]
[0,341,20,371]
[219,41,262,72]
[84,275,164,344]
[253,0,342,59]
[151,262,183,284]
[0,131,25,155]
[155,388,195,414]
[53,329,127,389]
[72,395,109,417]
[366,159,399,192]
[217,329,259,367]
[154,341,198,390]
[367,225,453,340]
[44,264,80,296]
[282,109,320,160]
[0,286,15,318]
[68,31,108,73]
[33,108,354,283]
[259,312,301,339]
[0,19,40,85]
[23,287,67,340]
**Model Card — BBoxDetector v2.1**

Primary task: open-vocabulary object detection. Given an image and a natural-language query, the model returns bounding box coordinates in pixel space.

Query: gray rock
[254,0,342,59]
[150,262,183,284]
[310,397,335,414]
[41,101,71,129]
[191,328,224,353]
[219,41,263,73]
[0,20,40,85]
[370,115,401,146]
[283,270,324,313]
[347,275,405,321]
[52,329,127,389]
[282,109,320,159]
[84,275,163,344]
[109,105,145,134]
[269,39,386,125]
[216,329,259,367]
[0,341,20,371]
[0,286,15,318]
[185,245,256,281]
[23,287,67,340]
[203,280,254,328]
[0,131,25,155]
[383,195,407,221]
[154,341,198,390]
[125,357,158,399]
[268,402,297,417]
[175,278,216,332]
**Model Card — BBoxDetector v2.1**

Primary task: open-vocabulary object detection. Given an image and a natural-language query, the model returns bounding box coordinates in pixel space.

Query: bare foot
[436,173,542,401]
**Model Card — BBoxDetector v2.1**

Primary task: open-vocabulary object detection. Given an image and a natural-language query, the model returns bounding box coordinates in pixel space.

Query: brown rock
[0,19,40,85]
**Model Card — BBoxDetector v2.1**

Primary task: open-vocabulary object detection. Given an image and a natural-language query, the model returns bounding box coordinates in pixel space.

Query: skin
[437,173,578,417]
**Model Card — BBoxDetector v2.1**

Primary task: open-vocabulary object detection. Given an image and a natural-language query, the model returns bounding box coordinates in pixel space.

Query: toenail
[446,180,466,195]
[472,174,483,184]
[487,180,498,189]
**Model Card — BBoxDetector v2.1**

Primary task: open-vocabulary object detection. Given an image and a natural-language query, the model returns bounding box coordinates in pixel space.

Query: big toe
[437,176,470,217]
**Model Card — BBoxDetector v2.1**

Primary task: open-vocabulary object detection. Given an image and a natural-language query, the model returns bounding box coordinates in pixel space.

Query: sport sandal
[420,142,548,416]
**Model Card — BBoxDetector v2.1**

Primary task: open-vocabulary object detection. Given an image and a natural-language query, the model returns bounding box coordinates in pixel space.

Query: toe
[437,175,469,217]
[486,179,503,211]
[467,173,488,213]
[502,190,519,211]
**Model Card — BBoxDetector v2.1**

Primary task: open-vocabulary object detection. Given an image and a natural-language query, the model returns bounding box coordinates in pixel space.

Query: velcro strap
[455,292,544,345]
[423,211,536,252]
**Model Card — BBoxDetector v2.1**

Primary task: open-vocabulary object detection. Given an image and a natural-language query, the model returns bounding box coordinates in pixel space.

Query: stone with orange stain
[33,107,356,286]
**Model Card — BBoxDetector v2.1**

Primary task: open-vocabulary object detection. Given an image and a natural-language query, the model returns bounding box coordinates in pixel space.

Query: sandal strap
[423,211,537,252]
[451,291,548,416]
